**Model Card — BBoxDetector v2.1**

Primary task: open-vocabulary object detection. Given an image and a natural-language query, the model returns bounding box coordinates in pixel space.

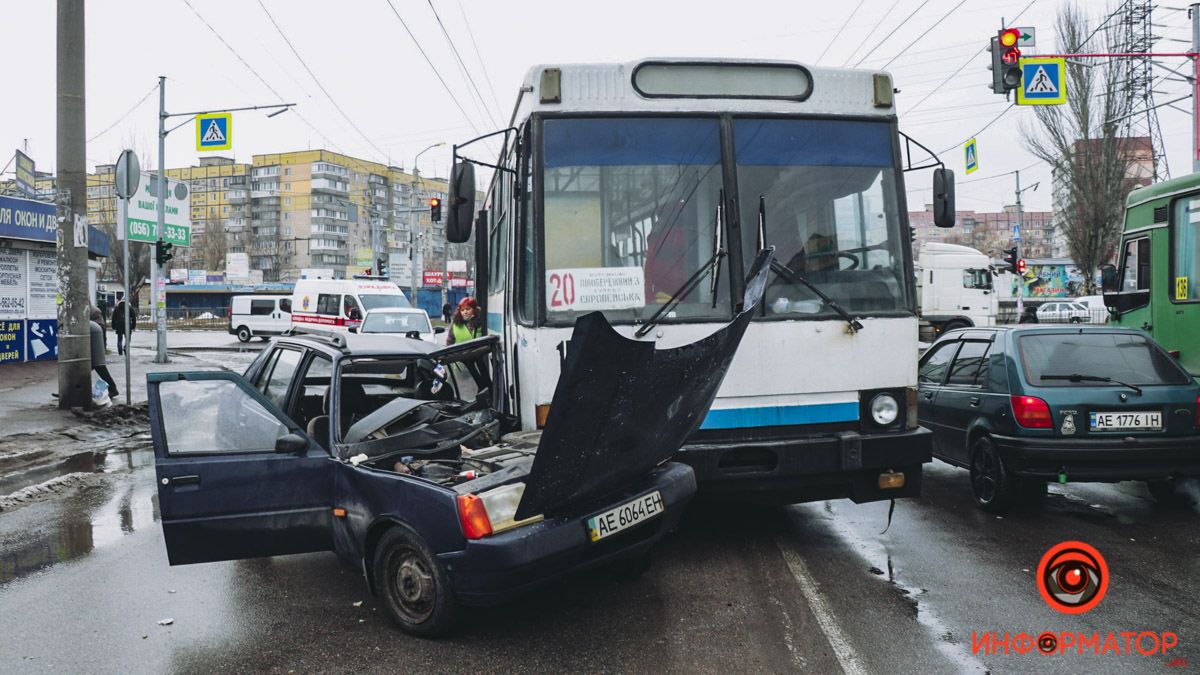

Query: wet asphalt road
[0,348,1196,672]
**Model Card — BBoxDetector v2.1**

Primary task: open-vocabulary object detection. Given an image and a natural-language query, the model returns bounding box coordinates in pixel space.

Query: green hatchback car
[917,326,1200,513]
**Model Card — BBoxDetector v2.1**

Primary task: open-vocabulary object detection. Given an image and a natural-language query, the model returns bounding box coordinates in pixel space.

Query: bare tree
[1022,3,1140,293]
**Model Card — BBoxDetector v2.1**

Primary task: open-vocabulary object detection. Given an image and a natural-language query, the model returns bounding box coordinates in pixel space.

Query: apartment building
[911,204,1056,258]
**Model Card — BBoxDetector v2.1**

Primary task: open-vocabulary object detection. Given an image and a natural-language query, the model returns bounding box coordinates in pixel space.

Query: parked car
[917,325,1200,513]
[228,294,292,342]
[1036,301,1091,323]
[147,254,771,636]
[358,307,443,343]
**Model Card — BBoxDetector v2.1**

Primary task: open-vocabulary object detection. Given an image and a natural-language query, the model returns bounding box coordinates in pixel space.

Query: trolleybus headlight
[870,393,899,426]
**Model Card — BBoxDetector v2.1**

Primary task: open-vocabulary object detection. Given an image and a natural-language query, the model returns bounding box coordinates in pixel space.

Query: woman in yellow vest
[446,297,483,345]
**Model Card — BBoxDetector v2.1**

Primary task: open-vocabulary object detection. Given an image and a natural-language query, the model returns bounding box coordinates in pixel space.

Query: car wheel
[1147,479,1199,509]
[969,436,1019,513]
[374,526,458,637]
[1069,317,1082,324]
[236,326,252,342]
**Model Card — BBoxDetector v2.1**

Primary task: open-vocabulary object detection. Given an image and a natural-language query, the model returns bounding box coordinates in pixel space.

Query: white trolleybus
[443,59,956,504]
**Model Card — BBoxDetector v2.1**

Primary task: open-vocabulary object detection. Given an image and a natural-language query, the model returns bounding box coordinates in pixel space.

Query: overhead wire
[256,0,390,162]
[815,0,866,64]
[880,0,970,69]
[841,1,900,66]
[88,84,159,144]
[853,0,935,67]
[456,0,505,120]
[178,0,344,153]
[382,0,487,137]
[426,0,500,127]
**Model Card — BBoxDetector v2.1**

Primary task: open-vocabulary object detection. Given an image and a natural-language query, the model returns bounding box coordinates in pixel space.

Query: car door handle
[922,391,934,400]
[166,474,200,486]
[969,396,981,407]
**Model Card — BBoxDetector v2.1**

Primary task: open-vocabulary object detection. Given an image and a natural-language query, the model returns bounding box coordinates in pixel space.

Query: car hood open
[515,248,774,519]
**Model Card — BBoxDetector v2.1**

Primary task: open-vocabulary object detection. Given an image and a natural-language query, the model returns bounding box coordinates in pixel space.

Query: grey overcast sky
[1,0,1191,212]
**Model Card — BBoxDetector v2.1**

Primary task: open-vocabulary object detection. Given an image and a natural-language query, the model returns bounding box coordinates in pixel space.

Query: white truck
[916,243,997,340]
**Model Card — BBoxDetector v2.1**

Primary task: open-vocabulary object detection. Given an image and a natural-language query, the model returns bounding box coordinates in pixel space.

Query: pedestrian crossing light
[1017,258,1027,275]
[430,197,442,223]
[155,241,174,266]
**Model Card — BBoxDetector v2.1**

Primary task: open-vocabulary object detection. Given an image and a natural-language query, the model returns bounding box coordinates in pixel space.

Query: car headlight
[870,393,899,426]
[478,482,543,534]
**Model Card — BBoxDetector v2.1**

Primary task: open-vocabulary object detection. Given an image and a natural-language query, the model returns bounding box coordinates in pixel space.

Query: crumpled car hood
[516,248,774,519]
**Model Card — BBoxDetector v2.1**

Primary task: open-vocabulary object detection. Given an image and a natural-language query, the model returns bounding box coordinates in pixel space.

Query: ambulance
[290,278,411,332]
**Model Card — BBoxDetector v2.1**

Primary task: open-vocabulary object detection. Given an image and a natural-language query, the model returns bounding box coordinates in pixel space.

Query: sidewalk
[0,329,258,437]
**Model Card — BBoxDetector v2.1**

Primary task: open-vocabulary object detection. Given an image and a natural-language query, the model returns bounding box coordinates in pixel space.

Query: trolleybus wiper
[769,260,864,334]
[758,195,863,333]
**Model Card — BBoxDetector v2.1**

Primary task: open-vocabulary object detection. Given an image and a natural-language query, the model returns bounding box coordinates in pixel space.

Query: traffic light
[376,257,387,276]
[1017,258,1027,275]
[990,28,1023,95]
[429,197,442,223]
[155,241,174,266]
[1002,247,1018,273]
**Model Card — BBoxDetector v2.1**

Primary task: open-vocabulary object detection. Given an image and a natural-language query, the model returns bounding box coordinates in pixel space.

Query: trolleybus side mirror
[1099,263,1118,292]
[447,161,476,243]
[933,168,955,228]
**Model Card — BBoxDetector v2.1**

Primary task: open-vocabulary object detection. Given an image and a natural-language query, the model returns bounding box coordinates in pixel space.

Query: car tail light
[1011,395,1052,429]
[456,494,493,539]
[1195,395,1200,427]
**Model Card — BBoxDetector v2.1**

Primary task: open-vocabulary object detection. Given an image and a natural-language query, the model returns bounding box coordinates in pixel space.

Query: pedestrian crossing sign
[1016,57,1067,106]
[196,112,232,151]
[964,138,979,174]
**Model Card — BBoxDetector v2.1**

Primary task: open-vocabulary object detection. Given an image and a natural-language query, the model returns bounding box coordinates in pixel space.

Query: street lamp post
[409,142,445,306]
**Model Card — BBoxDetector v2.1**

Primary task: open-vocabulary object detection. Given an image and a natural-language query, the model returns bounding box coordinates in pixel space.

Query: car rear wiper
[1040,373,1142,396]
[757,195,863,334]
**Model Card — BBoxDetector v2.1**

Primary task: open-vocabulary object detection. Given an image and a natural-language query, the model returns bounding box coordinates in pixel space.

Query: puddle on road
[0,443,158,586]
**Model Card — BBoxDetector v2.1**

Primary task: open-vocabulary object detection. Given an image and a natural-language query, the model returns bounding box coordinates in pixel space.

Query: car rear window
[1017,332,1191,386]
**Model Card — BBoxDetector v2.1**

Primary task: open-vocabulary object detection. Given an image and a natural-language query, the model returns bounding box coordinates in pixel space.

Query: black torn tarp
[515,248,774,520]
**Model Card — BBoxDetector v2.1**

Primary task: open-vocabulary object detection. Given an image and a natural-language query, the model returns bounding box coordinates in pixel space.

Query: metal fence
[997,306,1110,325]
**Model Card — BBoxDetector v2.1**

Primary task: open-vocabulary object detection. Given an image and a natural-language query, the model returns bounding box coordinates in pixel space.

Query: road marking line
[776,538,868,675]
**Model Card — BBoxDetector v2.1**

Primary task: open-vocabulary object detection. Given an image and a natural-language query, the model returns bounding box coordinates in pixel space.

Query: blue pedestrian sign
[964,138,979,174]
[196,112,232,151]
[1016,57,1067,106]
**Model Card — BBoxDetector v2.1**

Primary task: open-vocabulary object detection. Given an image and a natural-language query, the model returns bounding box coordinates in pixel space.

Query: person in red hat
[446,296,484,345]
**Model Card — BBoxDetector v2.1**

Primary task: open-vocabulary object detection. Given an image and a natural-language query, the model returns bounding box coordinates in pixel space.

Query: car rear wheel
[374,526,458,637]
[1147,479,1199,509]
[236,326,252,342]
[969,436,1019,513]
[1069,317,1082,324]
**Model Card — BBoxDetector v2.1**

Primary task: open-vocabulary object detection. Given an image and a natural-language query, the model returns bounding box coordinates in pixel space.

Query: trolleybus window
[1173,196,1200,301]
[541,117,727,324]
[733,118,907,317]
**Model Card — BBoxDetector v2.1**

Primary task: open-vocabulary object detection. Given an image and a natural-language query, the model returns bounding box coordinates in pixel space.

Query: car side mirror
[434,326,446,334]
[405,330,421,339]
[933,168,955,228]
[1099,263,1118,292]
[446,161,476,243]
[275,432,308,453]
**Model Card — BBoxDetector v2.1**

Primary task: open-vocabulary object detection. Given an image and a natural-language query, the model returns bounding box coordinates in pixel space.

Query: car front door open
[148,371,333,565]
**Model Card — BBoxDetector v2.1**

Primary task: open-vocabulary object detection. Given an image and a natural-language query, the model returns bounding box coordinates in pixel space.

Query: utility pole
[1193,3,1200,173]
[55,0,90,408]
[153,76,168,363]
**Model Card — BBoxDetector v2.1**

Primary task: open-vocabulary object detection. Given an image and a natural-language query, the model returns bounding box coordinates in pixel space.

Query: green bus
[1104,174,1200,377]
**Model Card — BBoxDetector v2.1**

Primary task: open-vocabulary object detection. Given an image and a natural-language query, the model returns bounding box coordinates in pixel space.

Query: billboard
[1013,263,1086,298]
[14,150,35,197]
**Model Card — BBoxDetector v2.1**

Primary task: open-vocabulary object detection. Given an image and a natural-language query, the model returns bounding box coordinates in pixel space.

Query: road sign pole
[120,196,131,404]
[155,76,168,364]
[1015,170,1024,316]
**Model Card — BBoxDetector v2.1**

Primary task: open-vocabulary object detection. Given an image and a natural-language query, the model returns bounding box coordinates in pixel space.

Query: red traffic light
[999,28,1021,48]
[429,197,441,207]
[1001,47,1021,65]
[1017,259,1027,274]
